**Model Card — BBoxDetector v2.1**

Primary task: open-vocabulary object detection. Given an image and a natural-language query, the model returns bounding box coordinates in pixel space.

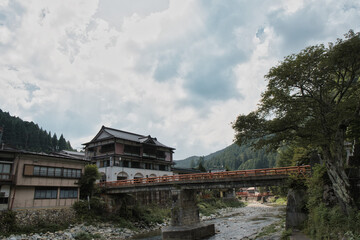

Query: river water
[133,202,285,240]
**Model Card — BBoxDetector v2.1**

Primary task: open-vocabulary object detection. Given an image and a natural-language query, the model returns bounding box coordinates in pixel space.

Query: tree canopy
[233,31,360,214]
[0,109,74,152]
[78,164,101,199]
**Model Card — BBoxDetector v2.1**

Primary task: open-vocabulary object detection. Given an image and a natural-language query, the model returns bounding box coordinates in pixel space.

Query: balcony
[0,173,13,183]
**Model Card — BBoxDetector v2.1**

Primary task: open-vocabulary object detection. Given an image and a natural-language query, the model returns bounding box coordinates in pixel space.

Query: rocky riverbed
[1,202,285,240]
[205,202,286,240]
[1,221,167,240]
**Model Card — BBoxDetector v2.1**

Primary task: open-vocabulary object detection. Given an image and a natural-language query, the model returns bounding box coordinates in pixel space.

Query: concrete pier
[162,189,215,240]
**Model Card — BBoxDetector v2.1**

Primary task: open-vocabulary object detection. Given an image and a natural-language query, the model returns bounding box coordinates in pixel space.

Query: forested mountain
[175,143,277,170]
[174,148,225,168]
[0,109,73,152]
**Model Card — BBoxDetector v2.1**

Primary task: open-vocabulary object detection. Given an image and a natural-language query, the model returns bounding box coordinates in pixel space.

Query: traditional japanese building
[83,126,175,182]
[0,147,87,210]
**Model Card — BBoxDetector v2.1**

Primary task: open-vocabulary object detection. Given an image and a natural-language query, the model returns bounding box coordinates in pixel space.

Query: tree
[197,156,207,172]
[52,133,58,151]
[77,164,101,199]
[58,134,67,151]
[233,31,360,214]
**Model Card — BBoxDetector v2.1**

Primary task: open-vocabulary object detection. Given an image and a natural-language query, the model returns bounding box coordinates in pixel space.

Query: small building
[0,148,87,210]
[172,167,201,175]
[83,126,175,182]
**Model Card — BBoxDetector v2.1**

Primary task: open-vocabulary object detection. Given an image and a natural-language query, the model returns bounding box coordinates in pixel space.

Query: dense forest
[175,143,277,171]
[0,109,73,152]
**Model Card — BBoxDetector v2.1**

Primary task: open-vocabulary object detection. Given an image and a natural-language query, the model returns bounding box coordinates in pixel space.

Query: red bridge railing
[99,165,311,188]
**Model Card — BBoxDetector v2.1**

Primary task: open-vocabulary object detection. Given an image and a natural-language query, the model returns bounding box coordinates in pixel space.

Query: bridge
[99,165,311,240]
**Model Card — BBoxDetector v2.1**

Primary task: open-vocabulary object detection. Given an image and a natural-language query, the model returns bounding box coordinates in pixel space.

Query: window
[28,165,81,178]
[48,167,55,177]
[60,188,78,199]
[145,163,152,169]
[0,197,8,204]
[63,169,70,178]
[117,172,128,181]
[123,161,129,168]
[55,168,62,177]
[143,147,156,158]
[100,144,115,153]
[100,160,110,167]
[124,145,140,156]
[156,151,166,159]
[0,163,11,174]
[33,166,40,175]
[72,169,77,178]
[40,166,47,176]
[34,187,57,199]
[0,163,11,180]
[132,161,140,169]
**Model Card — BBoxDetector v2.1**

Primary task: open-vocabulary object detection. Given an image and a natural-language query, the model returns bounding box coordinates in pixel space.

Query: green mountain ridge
[175,143,277,171]
[0,109,73,153]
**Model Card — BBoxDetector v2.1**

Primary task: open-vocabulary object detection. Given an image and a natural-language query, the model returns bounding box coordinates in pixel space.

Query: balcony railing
[0,173,13,182]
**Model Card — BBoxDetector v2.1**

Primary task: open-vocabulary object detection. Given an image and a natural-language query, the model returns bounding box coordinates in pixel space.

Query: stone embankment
[1,222,167,240]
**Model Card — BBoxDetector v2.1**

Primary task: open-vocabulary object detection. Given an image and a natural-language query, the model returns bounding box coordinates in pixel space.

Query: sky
[0,0,359,159]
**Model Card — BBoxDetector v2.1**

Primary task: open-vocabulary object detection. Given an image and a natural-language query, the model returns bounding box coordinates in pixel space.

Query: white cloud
[0,0,359,159]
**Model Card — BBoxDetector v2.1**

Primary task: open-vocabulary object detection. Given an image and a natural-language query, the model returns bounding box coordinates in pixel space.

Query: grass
[255,220,282,238]
[255,218,290,239]
[198,198,245,216]
[75,231,104,240]
[268,196,287,206]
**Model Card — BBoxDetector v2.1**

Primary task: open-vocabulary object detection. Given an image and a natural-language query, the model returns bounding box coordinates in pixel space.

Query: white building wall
[99,166,173,181]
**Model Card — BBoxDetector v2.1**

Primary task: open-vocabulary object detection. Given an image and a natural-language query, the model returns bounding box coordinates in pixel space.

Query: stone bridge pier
[162,189,215,240]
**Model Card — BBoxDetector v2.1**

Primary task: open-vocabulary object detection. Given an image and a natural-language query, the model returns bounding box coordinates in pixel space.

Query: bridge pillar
[170,189,199,226]
[162,189,215,240]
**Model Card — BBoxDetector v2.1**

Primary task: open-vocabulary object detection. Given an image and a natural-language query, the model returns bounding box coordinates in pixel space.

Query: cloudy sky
[0,0,359,159]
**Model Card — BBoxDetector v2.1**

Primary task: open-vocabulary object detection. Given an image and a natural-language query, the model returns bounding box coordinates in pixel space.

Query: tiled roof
[85,126,175,150]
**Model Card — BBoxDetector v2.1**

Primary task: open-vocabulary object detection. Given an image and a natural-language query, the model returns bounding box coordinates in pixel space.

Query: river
[133,202,285,240]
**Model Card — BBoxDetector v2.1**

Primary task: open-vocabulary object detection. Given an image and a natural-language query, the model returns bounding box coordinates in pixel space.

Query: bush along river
[1,202,285,240]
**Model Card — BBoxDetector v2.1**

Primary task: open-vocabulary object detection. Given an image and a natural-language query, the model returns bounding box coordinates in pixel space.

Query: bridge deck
[100,165,311,193]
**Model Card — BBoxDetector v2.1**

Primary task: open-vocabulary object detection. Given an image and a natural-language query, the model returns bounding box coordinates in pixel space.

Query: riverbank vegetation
[305,164,360,239]
[198,198,245,216]
[0,210,70,237]
[196,190,246,216]
[73,195,170,230]
[233,30,360,239]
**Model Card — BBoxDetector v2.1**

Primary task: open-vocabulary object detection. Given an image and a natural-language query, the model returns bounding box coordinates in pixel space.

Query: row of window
[97,159,171,171]
[34,187,78,199]
[24,165,82,179]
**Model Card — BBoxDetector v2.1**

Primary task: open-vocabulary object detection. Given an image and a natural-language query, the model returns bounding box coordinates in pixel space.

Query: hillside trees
[0,109,74,152]
[233,31,360,214]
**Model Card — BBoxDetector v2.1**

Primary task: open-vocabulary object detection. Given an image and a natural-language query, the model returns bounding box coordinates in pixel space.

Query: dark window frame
[60,188,78,199]
[34,187,58,199]
[24,165,82,179]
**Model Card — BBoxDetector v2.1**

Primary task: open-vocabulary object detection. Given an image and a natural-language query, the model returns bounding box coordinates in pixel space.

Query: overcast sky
[0,0,359,159]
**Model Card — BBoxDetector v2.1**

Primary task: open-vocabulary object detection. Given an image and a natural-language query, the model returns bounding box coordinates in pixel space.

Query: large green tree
[78,164,101,199]
[233,31,360,214]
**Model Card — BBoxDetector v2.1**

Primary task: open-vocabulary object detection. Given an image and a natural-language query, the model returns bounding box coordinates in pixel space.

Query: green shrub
[305,164,360,239]
[198,198,245,216]
[72,197,107,221]
[281,229,292,240]
[0,210,16,234]
[75,231,102,240]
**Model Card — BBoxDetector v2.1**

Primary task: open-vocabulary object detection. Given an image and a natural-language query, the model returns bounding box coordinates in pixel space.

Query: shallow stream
[133,202,285,240]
